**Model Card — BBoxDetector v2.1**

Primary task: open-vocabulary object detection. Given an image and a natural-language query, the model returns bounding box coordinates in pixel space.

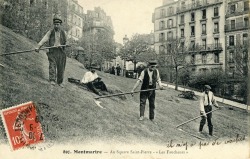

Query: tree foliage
[79,30,116,69]
[119,34,156,71]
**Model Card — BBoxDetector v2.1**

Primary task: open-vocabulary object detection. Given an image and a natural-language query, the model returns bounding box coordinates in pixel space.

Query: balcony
[176,0,223,14]
[226,7,249,18]
[188,43,222,52]
[225,22,249,32]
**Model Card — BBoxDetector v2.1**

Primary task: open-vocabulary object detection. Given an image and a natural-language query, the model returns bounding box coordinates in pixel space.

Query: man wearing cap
[35,14,67,87]
[199,85,219,136]
[81,68,108,95]
[131,60,164,124]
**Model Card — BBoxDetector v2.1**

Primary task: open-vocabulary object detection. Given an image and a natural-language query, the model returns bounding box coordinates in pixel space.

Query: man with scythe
[35,13,67,87]
[131,60,164,124]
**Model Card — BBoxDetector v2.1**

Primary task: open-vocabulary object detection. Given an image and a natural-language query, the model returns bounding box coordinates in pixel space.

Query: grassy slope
[0,25,248,146]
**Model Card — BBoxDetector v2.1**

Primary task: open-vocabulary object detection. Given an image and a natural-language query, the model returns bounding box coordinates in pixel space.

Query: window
[244,1,249,11]
[214,7,219,16]
[191,26,195,36]
[159,45,165,53]
[243,34,248,45]
[159,33,165,42]
[230,4,236,13]
[202,39,206,50]
[190,41,195,50]
[231,20,235,29]
[181,1,186,9]
[214,38,219,48]
[168,31,173,40]
[191,54,195,64]
[181,29,184,37]
[191,12,195,21]
[202,24,206,34]
[180,15,184,24]
[30,0,34,6]
[214,53,219,63]
[199,68,208,74]
[214,22,219,33]
[160,21,165,29]
[202,54,207,64]
[202,9,206,19]
[229,36,234,46]
[168,19,173,28]
[229,50,234,62]
[169,7,173,15]
[160,9,165,17]
[244,17,249,27]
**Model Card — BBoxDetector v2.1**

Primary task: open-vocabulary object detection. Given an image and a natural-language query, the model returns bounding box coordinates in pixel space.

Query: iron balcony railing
[189,43,222,51]
[225,22,249,32]
[177,0,223,13]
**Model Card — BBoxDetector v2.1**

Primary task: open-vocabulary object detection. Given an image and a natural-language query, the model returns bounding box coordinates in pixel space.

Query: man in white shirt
[131,60,164,124]
[199,85,219,136]
[35,14,67,87]
[81,68,108,95]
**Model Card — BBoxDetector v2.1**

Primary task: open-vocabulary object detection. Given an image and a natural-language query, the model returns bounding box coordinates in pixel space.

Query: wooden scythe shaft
[0,45,70,56]
[94,88,160,99]
[176,108,221,128]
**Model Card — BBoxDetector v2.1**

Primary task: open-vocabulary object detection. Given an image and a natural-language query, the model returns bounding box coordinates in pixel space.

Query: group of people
[110,64,121,76]
[36,14,220,137]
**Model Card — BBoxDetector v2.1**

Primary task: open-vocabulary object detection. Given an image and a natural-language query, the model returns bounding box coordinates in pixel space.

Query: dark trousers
[139,87,156,120]
[47,48,66,84]
[199,105,213,135]
[86,81,108,95]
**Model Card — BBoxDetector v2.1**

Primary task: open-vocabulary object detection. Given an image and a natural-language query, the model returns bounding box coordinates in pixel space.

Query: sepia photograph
[0,0,249,159]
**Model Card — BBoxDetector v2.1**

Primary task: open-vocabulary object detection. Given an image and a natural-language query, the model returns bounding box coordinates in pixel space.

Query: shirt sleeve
[200,93,205,112]
[38,30,52,47]
[138,70,145,82]
[81,72,90,84]
[156,69,162,86]
[211,92,218,107]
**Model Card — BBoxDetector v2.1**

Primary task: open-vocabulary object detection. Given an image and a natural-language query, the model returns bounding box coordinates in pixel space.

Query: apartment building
[83,7,114,38]
[67,0,84,41]
[153,0,226,74]
[224,0,249,78]
[153,0,178,55]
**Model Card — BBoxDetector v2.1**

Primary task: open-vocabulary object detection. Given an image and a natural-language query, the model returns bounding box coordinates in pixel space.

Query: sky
[78,0,163,44]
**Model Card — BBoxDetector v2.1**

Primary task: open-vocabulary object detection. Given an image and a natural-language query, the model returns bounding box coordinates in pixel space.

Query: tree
[158,38,189,90]
[79,30,116,69]
[120,34,156,71]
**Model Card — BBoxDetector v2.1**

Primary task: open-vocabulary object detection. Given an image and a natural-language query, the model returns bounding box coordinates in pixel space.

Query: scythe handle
[176,107,221,128]
[94,88,160,99]
[0,45,70,56]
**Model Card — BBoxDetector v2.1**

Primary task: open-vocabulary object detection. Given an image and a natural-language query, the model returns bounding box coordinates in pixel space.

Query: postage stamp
[1,101,44,150]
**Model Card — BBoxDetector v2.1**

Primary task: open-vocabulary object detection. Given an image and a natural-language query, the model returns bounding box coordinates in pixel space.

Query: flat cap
[204,85,211,90]
[148,60,158,66]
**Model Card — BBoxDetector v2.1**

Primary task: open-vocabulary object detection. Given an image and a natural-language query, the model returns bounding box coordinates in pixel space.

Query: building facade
[83,7,114,38]
[153,0,226,75]
[224,0,249,78]
[67,0,84,41]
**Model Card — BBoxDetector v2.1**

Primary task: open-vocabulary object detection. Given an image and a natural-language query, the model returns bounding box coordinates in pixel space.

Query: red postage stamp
[1,101,44,150]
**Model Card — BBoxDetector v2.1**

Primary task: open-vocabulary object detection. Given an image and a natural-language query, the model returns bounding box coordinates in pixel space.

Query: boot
[199,124,203,132]
[209,126,213,136]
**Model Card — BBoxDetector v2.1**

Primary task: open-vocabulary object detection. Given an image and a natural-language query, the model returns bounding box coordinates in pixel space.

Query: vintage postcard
[0,0,249,159]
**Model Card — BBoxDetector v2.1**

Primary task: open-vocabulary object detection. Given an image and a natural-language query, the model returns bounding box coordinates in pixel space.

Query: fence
[161,82,249,111]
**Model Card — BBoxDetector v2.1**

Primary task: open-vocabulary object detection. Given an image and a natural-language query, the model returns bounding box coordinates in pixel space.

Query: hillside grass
[0,25,248,147]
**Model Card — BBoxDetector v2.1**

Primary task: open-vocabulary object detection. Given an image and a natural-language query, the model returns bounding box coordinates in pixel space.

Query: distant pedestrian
[199,85,220,136]
[35,14,67,87]
[81,68,108,96]
[136,64,145,77]
[116,64,121,76]
[110,66,115,75]
[131,60,164,124]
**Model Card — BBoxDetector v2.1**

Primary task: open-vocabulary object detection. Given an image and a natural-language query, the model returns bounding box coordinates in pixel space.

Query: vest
[141,69,158,90]
[49,29,66,50]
